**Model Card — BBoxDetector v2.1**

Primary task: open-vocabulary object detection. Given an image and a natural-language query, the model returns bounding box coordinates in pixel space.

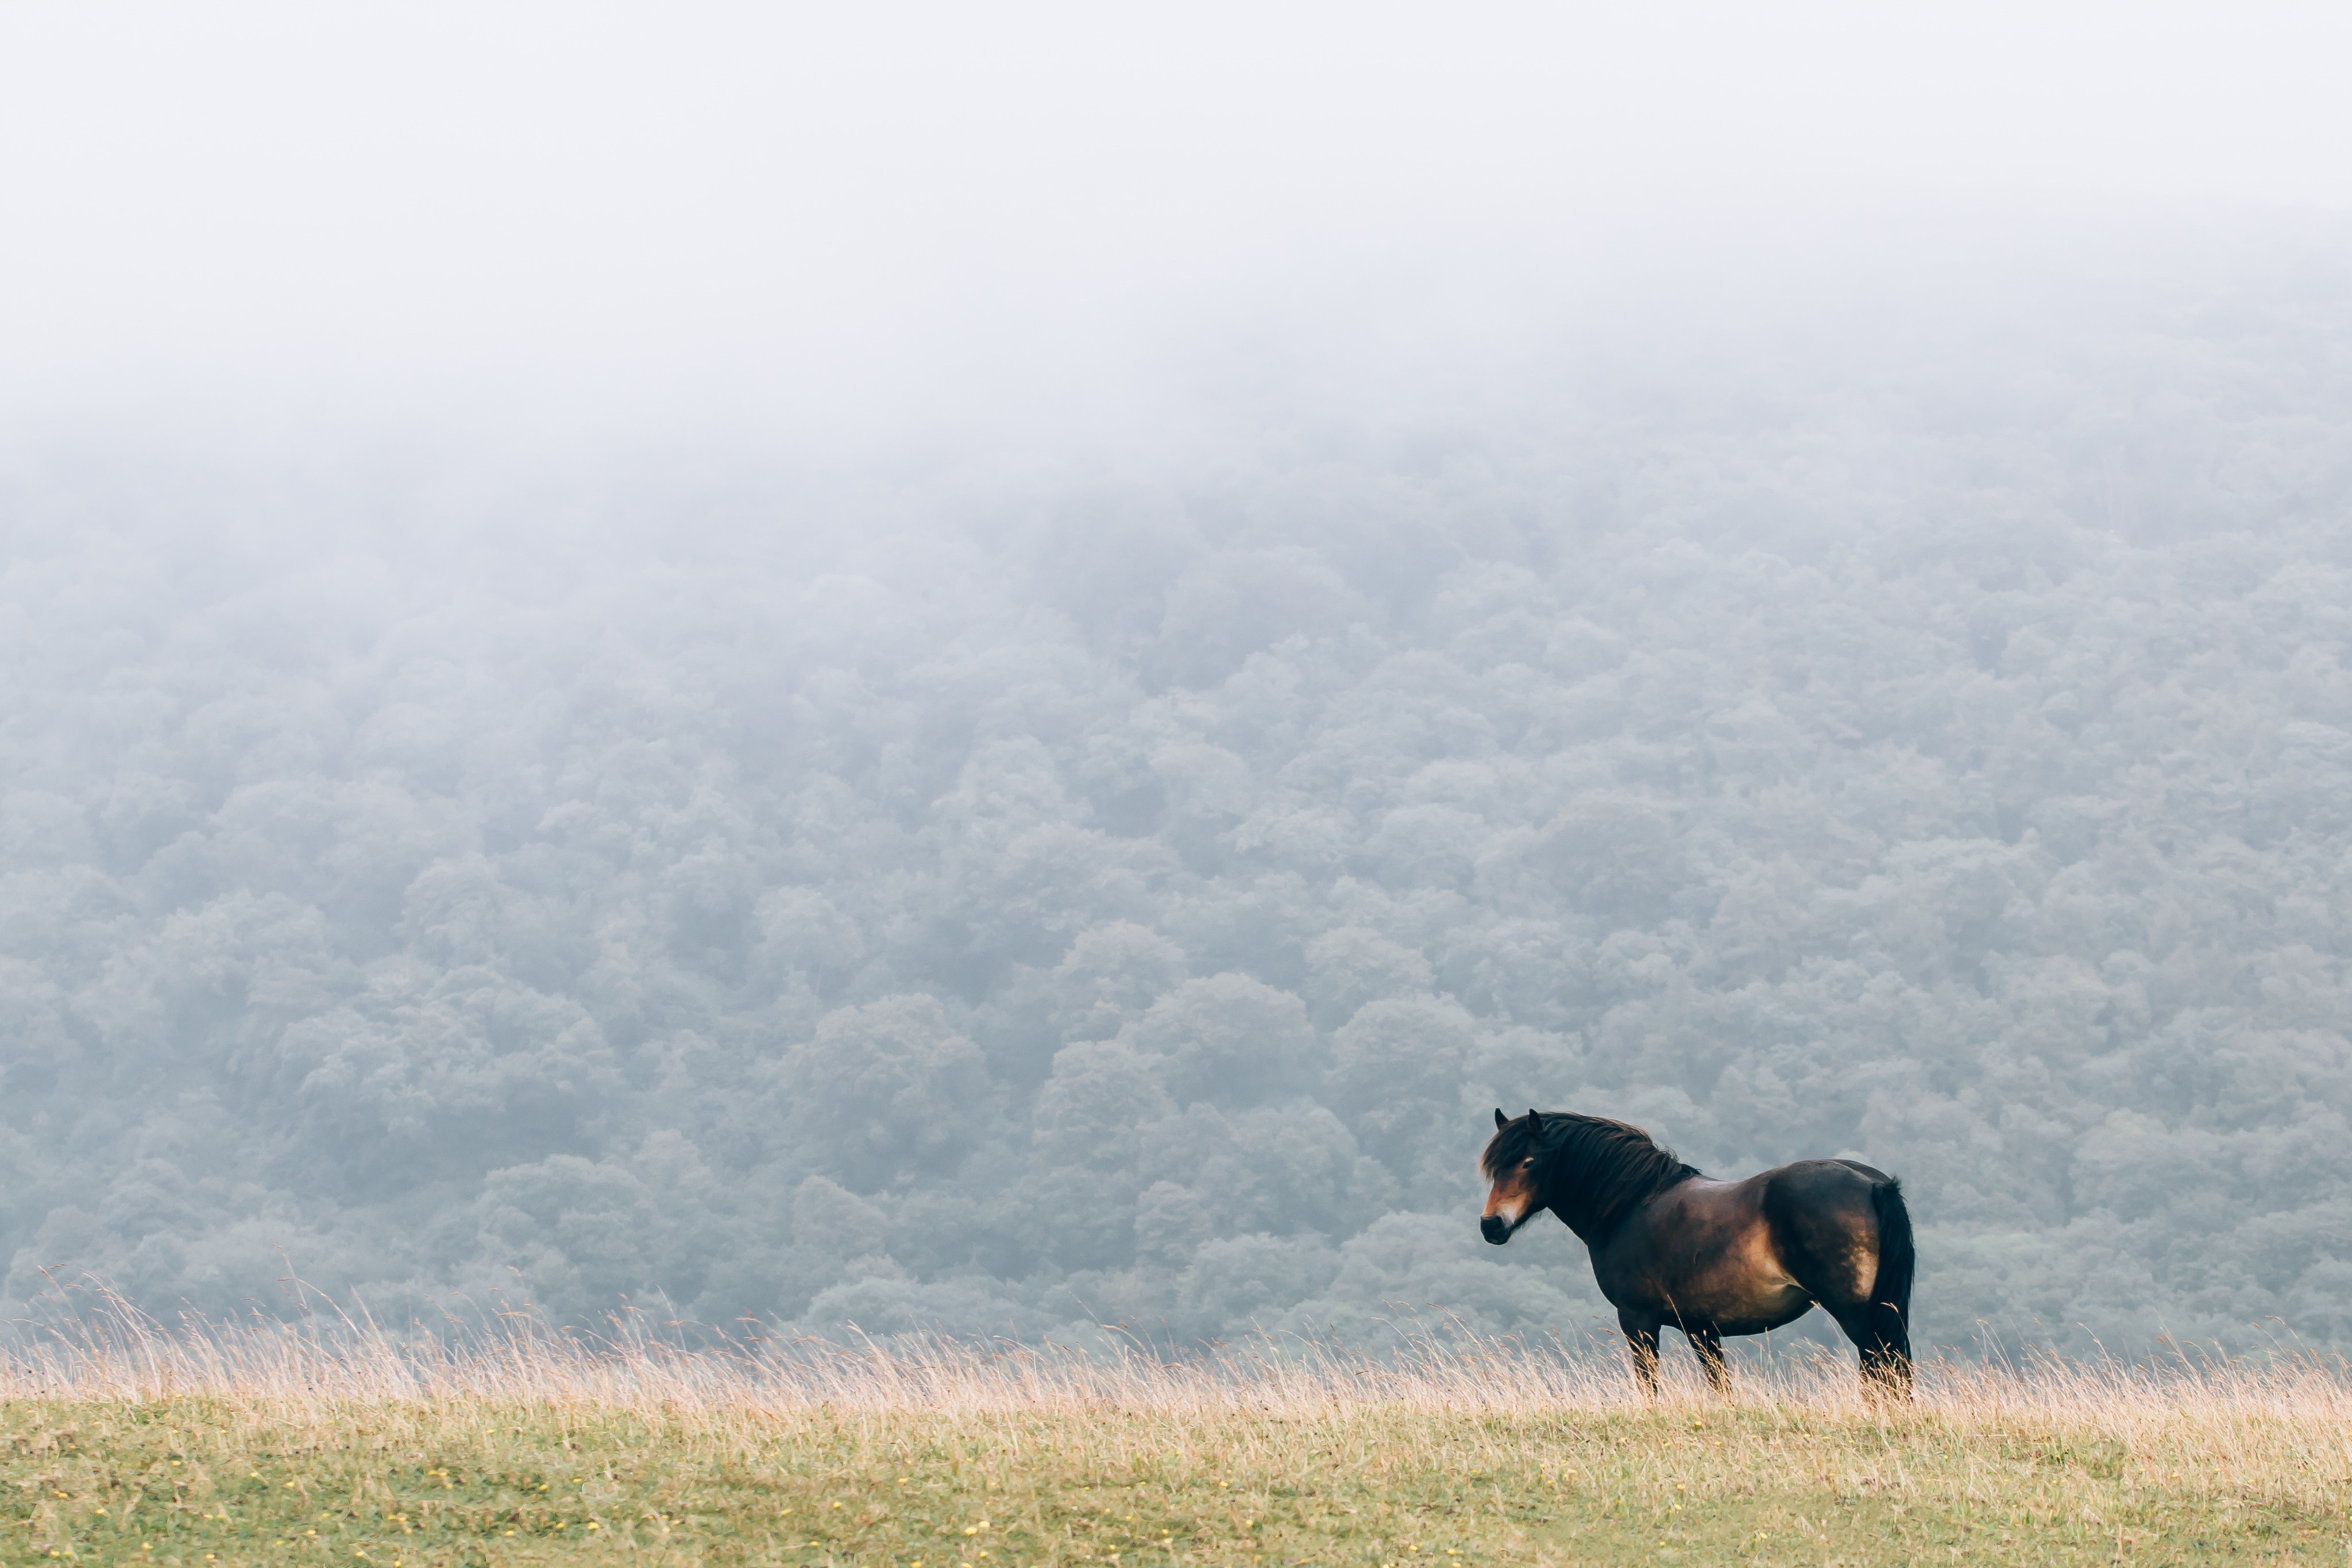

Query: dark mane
[1482,1111,1700,1243]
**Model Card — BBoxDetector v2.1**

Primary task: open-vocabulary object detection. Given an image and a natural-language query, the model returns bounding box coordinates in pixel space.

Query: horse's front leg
[1688,1326,1731,1395]
[1617,1310,1663,1396]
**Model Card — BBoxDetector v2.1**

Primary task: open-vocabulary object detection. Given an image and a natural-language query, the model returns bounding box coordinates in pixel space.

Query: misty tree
[1,235,2351,1364]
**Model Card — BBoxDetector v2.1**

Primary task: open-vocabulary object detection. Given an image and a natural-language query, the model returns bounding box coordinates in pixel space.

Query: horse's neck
[1547,1152,1627,1242]
[1548,1146,1683,1243]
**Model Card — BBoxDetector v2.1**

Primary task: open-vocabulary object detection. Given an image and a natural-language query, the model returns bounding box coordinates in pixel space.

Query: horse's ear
[1494,1107,1508,1129]
[1528,1109,1541,1123]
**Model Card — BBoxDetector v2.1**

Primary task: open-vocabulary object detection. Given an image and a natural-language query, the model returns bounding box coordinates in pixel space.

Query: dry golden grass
[3,1295,2348,1564]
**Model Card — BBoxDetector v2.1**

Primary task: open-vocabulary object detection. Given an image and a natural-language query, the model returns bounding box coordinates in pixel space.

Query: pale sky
[3,2,2347,443]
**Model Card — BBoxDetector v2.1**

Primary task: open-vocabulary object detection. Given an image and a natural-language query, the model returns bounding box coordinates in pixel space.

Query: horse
[1479,1109,1914,1397]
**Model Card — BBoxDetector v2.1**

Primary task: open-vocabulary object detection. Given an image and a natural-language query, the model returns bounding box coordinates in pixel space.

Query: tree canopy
[3,227,2350,1358]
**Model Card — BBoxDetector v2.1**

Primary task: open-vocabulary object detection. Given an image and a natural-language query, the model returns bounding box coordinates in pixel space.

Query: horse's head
[1480,1107,1548,1244]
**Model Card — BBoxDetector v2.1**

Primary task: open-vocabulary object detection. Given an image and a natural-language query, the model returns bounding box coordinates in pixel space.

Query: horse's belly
[1600,1178,1849,1336]
[1708,1288,1816,1337]
[1663,1217,1815,1333]
[1684,1276,1814,1336]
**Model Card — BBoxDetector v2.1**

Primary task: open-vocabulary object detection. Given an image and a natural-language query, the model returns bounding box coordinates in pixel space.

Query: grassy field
[3,1313,2348,1565]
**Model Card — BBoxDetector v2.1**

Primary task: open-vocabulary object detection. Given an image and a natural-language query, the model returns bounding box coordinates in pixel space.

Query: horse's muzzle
[1481,1214,1511,1245]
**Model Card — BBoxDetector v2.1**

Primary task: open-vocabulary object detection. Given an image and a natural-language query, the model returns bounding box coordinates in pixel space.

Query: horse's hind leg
[1766,1165,1913,1400]
[1617,1310,1662,1396]
[1829,1307,1912,1399]
[1688,1327,1731,1396]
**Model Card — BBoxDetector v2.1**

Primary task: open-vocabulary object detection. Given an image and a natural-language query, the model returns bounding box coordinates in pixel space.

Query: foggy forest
[3,202,2348,1365]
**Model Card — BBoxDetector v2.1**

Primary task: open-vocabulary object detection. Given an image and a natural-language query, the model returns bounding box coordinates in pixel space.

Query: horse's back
[1769,1157,1888,1200]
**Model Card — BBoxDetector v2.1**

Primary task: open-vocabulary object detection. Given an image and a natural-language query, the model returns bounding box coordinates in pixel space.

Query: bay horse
[1480,1109,1914,1396]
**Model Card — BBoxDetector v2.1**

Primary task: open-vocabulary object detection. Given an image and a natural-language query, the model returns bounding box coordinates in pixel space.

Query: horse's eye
[1521,1158,1534,1168]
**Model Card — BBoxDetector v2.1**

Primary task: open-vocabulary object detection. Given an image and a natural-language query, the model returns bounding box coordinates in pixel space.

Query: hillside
[3,215,2351,1354]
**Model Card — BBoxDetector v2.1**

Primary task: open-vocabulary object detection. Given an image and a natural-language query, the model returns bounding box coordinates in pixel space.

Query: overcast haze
[3,4,2351,1359]
[9,3,2352,436]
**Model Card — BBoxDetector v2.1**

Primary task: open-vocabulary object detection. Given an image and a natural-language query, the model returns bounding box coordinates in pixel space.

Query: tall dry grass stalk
[9,1284,2352,1555]
[7,1283,2350,1443]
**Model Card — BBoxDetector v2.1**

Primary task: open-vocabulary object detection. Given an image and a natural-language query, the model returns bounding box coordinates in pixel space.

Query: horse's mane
[1481,1111,1700,1243]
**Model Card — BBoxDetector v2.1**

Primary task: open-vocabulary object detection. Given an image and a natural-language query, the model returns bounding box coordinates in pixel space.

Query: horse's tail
[1866,1178,1915,1395]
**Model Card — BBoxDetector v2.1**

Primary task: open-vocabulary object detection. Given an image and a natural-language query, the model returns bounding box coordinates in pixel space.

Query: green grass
[3,1393,2343,1566]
